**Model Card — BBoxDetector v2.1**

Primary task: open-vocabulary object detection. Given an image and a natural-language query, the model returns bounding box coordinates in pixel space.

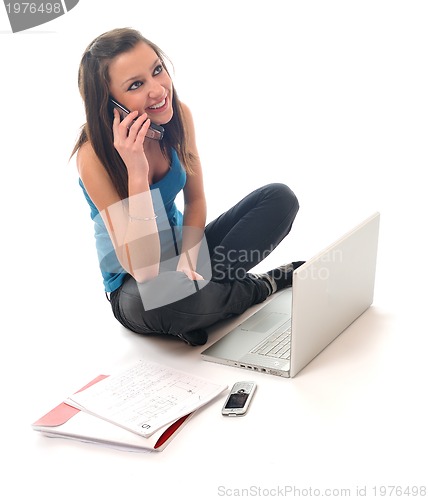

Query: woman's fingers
[124,112,151,143]
[119,110,139,138]
[136,116,151,142]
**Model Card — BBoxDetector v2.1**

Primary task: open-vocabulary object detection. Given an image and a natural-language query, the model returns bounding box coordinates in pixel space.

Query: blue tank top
[79,148,187,292]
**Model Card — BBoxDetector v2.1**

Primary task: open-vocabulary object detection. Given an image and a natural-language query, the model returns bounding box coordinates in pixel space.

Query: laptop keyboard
[251,325,292,360]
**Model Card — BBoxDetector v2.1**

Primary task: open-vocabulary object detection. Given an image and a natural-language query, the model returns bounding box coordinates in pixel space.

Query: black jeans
[109,183,299,338]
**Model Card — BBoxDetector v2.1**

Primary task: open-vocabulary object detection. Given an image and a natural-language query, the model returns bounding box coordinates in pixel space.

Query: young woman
[72,27,303,346]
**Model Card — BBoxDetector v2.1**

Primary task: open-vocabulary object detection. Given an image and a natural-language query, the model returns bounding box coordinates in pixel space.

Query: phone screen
[225,392,249,409]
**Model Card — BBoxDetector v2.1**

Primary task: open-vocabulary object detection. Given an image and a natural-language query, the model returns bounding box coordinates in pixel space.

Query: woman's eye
[128,81,143,91]
[153,65,163,76]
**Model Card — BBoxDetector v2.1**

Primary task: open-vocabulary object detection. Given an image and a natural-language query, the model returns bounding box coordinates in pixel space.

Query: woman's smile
[146,95,168,114]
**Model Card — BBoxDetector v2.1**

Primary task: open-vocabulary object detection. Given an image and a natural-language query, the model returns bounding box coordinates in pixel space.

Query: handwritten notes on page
[65,360,227,437]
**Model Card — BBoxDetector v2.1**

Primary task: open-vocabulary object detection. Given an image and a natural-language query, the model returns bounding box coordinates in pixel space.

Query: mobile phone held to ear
[221,381,256,416]
[109,98,164,141]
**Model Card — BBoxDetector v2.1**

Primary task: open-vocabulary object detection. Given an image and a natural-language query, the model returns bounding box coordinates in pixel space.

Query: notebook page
[66,360,227,437]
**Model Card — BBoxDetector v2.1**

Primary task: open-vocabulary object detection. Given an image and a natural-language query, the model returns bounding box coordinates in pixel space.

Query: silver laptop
[201,212,380,377]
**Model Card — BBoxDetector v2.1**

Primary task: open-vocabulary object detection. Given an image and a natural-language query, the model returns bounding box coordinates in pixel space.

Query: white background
[1,1,427,499]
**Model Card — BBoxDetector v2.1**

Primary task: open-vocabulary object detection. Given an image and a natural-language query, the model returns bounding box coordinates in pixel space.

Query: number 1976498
[5,3,62,14]
[372,485,426,497]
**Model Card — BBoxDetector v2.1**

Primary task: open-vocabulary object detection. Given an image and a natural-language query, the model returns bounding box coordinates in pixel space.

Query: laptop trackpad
[240,312,287,333]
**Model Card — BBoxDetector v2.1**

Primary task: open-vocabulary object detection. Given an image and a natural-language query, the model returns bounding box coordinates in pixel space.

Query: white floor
[2,2,427,499]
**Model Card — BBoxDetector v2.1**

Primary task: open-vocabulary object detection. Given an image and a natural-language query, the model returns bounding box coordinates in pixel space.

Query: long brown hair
[71,27,195,199]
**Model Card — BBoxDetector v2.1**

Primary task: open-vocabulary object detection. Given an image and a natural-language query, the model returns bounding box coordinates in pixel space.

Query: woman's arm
[77,111,161,283]
[176,103,207,280]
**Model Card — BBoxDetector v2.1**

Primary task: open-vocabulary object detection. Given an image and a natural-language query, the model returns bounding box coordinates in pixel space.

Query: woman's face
[108,41,173,126]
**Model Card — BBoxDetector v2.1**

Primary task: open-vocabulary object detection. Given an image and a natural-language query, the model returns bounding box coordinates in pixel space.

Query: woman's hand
[177,265,205,281]
[112,108,151,175]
